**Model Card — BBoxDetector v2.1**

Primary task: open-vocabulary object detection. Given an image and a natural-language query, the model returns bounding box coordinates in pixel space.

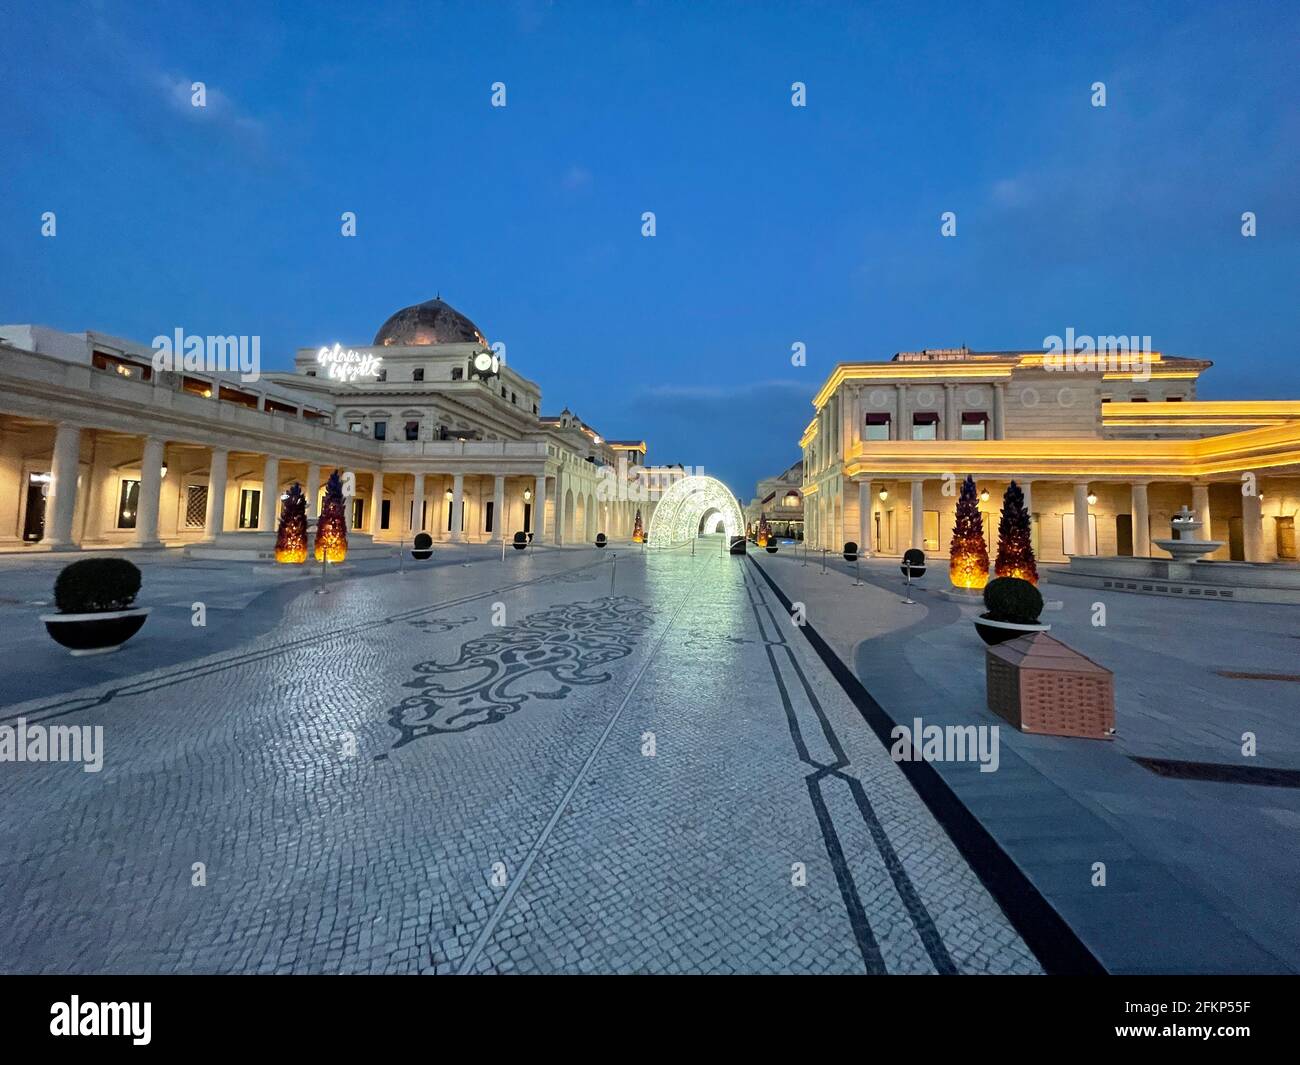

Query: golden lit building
[801,347,1300,566]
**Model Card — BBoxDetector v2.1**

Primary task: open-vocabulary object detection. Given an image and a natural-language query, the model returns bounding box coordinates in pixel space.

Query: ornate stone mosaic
[385,596,653,748]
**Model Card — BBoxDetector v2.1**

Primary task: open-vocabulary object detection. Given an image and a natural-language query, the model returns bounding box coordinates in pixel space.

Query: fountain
[1149,504,1225,579]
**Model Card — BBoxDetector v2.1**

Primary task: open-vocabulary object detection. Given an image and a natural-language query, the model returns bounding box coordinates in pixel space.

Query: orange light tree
[756,511,771,547]
[313,469,349,563]
[949,475,990,589]
[631,509,644,543]
[275,483,308,564]
[994,480,1039,584]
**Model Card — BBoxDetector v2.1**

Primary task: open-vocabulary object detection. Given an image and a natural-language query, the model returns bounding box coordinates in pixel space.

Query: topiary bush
[413,532,433,551]
[983,576,1043,624]
[54,557,142,614]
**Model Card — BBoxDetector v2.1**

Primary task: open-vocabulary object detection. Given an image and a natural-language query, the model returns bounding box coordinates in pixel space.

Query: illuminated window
[961,412,988,440]
[238,488,261,529]
[116,479,140,529]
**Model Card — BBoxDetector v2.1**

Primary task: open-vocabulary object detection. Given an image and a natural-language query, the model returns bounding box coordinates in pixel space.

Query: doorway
[1115,514,1133,556]
[1228,517,1244,561]
[1277,516,1296,560]
[23,475,49,541]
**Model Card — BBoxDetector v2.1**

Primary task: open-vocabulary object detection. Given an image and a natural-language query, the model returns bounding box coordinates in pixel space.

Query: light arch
[647,476,745,547]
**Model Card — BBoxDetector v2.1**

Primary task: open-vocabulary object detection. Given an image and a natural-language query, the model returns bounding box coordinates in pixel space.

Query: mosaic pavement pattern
[0,547,1041,974]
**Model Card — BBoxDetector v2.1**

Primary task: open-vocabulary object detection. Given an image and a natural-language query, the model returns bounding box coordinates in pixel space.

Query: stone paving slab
[752,551,1299,974]
[0,545,1039,974]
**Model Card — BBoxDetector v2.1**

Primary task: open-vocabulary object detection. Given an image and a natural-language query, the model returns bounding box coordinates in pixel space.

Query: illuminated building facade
[801,347,1300,565]
[0,299,650,554]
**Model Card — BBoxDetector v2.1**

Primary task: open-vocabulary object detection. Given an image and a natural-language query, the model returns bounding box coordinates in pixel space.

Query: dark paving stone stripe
[4,557,613,726]
[747,553,1105,975]
[1215,671,1300,683]
[741,566,957,975]
[1131,756,1300,788]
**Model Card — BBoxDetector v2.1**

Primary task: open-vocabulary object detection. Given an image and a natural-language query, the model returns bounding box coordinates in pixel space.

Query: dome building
[0,297,655,554]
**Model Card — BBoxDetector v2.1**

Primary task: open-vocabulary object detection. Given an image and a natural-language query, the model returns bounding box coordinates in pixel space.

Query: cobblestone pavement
[0,544,1041,974]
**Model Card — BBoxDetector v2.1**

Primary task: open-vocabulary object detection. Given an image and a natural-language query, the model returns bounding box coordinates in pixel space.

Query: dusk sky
[2,0,1297,494]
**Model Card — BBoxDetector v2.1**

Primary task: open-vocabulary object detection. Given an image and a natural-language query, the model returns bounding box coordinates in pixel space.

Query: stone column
[534,474,548,543]
[204,448,229,541]
[492,475,505,541]
[258,455,279,533]
[1131,482,1150,556]
[1242,488,1265,562]
[411,473,425,533]
[993,383,1006,439]
[1019,478,1033,515]
[451,473,464,541]
[859,480,873,555]
[370,471,384,534]
[306,463,321,518]
[1072,481,1092,556]
[910,480,924,550]
[894,384,908,441]
[347,473,361,531]
[135,437,166,548]
[944,383,958,441]
[1192,483,1212,540]
[46,423,83,550]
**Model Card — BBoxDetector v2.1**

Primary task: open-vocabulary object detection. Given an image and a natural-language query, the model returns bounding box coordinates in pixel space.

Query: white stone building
[0,299,653,555]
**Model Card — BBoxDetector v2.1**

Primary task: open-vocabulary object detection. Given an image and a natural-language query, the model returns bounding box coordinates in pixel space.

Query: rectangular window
[412,368,424,382]
[864,413,890,441]
[351,498,364,529]
[117,479,140,529]
[485,500,495,533]
[912,412,938,441]
[348,421,364,433]
[374,421,387,440]
[376,369,387,382]
[1166,395,1183,402]
[185,485,208,528]
[450,367,463,381]
[405,421,419,441]
[381,499,391,531]
[1062,513,1098,555]
[524,501,533,533]
[960,412,988,441]
[923,510,940,553]
[238,488,261,529]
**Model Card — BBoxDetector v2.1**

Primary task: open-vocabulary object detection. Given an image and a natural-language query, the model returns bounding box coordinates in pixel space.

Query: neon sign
[316,343,382,382]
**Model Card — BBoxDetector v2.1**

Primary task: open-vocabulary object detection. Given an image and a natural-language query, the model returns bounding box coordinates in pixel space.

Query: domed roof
[373,297,487,347]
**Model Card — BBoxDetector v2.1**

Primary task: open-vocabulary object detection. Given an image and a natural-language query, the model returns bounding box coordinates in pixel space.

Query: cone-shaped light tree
[631,508,644,543]
[994,479,1039,584]
[313,469,349,563]
[756,511,771,547]
[275,483,308,564]
[949,475,990,589]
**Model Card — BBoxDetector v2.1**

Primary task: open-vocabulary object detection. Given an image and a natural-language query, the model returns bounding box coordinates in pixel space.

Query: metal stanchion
[820,548,827,574]
[854,558,861,586]
[315,556,330,594]
[610,552,617,592]
[398,538,404,575]
[501,536,506,563]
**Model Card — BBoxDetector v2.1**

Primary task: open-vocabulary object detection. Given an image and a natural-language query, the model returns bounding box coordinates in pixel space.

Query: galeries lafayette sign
[316,343,383,382]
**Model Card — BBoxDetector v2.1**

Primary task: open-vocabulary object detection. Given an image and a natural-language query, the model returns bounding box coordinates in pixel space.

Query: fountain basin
[1151,538,1224,563]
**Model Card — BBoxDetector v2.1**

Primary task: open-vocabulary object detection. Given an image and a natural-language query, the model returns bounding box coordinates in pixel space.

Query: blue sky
[1,0,1297,494]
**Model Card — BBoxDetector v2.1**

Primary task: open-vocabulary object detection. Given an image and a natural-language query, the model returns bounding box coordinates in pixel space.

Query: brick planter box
[985,631,1115,739]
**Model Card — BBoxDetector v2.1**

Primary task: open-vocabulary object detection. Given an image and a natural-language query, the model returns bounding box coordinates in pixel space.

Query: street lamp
[523,488,532,502]
[1086,491,1098,507]
[878,488,889,501]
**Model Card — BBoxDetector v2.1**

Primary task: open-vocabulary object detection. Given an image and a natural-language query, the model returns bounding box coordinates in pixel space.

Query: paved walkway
[753,549,1300,974]
[0,544,1038,974]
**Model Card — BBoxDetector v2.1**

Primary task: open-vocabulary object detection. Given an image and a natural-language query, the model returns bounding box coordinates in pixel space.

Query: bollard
[854,557,861,586]
[821,548,827,574]
[315,556,330,595]
[610,552,617,593]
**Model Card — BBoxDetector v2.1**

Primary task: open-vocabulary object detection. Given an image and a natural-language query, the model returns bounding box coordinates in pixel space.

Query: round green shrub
[54,557,142,614]
[982,576,1043,624]
[413,532,433,550]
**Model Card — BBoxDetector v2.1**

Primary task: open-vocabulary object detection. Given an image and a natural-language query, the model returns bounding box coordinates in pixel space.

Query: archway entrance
[647,476,745,547]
